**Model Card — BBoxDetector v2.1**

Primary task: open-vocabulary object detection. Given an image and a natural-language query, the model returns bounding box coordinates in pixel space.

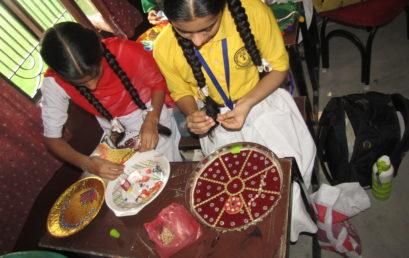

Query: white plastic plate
[105,150,170,217]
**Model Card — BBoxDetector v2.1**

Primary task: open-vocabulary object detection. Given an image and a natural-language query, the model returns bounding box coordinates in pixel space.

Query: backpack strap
[317,97,347,185]
[317,102,334,184]
[390,93,409,174]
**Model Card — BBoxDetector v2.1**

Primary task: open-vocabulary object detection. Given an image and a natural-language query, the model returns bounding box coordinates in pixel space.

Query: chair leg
[299,16,320,118]
[302,13,320,128]
[288,46,309,98]
[300,17,318,88]
[362,27,379,84]
[405,6,409,39]
[325,28,367,84]
[320,17,329,69]
[310,11,321,72]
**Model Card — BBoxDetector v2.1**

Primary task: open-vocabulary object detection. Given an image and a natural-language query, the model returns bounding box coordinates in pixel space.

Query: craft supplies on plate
[105,150,170,217]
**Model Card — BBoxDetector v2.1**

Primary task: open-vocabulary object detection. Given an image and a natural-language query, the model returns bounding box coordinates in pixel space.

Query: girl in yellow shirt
[153,0,317,241]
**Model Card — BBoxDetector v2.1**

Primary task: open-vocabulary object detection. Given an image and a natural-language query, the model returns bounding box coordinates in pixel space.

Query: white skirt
[200,88,317,241]
[96,103,182,162]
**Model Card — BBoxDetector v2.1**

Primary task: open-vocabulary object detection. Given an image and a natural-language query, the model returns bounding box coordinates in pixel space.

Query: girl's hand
[139,117,159,152]
[85,156,124,180]
[147,10,163,25]
[186,110,216,135]
[217,101,251,130]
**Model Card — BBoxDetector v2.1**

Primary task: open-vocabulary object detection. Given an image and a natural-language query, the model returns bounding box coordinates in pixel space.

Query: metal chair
[319,0,409,84]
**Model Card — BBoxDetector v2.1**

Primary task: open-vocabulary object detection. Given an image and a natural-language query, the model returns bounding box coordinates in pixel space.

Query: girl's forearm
[145,90,166,124]
[239,69,288,108]
[44,136,89,170]
[175,95,199,116]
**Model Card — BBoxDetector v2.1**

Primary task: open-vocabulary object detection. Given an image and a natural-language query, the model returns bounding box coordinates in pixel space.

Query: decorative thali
[187,142,283,231]
[105,150,170,217]
[47,177,106,237]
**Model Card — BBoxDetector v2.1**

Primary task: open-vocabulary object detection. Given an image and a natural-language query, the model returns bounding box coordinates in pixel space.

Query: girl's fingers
[95,159,123,179]
[139,132,158,152]
[188,118,215,134]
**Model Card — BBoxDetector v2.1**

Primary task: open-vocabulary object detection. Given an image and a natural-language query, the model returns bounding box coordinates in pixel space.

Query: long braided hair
[40,22,171,142]
[163,0,266,128]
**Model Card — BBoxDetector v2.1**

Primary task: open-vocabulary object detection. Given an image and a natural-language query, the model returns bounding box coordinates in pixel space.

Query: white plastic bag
[311,183,371,257]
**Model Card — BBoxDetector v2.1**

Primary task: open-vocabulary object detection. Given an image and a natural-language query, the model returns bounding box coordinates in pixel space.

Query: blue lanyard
[194,39,233,109]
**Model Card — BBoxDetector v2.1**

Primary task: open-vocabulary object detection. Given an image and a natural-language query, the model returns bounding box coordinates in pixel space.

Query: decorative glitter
[190,143,283,232]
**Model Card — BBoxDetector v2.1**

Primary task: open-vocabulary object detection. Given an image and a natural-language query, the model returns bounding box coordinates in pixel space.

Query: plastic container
[372,155,394,200]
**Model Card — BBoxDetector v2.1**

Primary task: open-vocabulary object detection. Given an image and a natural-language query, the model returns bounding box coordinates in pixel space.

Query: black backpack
[317,92,409,188]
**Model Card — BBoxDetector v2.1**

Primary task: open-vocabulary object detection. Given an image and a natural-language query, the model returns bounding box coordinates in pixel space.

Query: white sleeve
[40,77,70,138]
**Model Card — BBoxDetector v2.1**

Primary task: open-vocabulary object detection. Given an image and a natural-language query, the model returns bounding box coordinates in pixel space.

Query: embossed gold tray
[47,177,106,237]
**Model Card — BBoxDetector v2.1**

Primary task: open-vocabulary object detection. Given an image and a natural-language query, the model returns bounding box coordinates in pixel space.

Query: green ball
[110,228,120,238]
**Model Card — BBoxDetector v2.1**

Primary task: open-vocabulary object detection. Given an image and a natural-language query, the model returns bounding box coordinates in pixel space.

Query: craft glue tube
[372,155,394,200]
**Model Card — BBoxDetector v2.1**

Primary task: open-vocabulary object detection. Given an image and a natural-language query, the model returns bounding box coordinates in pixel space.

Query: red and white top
[41,37,172,138]
[40,38,182,162]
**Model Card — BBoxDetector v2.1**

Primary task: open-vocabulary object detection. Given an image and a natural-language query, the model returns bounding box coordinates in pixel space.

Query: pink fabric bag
[311,183,370,257]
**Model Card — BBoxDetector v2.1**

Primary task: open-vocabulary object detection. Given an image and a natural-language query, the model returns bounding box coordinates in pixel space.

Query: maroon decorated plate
[186,142,283,232]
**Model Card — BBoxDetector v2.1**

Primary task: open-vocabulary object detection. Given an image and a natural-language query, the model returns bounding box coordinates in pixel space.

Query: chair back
[313,0,366,13]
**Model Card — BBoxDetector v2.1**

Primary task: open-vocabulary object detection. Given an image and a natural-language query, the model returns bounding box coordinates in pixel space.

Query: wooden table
[40,159,293,258]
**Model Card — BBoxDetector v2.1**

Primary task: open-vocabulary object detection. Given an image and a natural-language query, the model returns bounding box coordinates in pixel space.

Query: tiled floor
[289,10,409,258]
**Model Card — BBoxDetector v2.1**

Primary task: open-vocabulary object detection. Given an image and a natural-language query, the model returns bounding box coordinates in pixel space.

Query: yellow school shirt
[153,0,289,104]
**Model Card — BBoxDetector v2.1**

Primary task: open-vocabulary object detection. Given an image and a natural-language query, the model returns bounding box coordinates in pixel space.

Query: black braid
[167,0,267,133]
[101,43,171,136]
[76,85,125,146]
[76,85,113,121]
[227,0,267,78]
[173,28,220,128]
[102,44,147,110]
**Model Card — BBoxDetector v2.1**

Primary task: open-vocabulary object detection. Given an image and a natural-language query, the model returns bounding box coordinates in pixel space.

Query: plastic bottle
[372,155,394,200]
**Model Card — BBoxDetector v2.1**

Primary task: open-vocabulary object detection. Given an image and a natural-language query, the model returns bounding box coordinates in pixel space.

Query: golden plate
[47,177,106,237]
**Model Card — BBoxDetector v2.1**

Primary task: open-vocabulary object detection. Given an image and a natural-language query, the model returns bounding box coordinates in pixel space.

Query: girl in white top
[40,22,181,180]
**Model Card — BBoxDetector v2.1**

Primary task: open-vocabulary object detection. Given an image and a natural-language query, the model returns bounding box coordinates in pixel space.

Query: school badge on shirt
[234,47,252,69]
